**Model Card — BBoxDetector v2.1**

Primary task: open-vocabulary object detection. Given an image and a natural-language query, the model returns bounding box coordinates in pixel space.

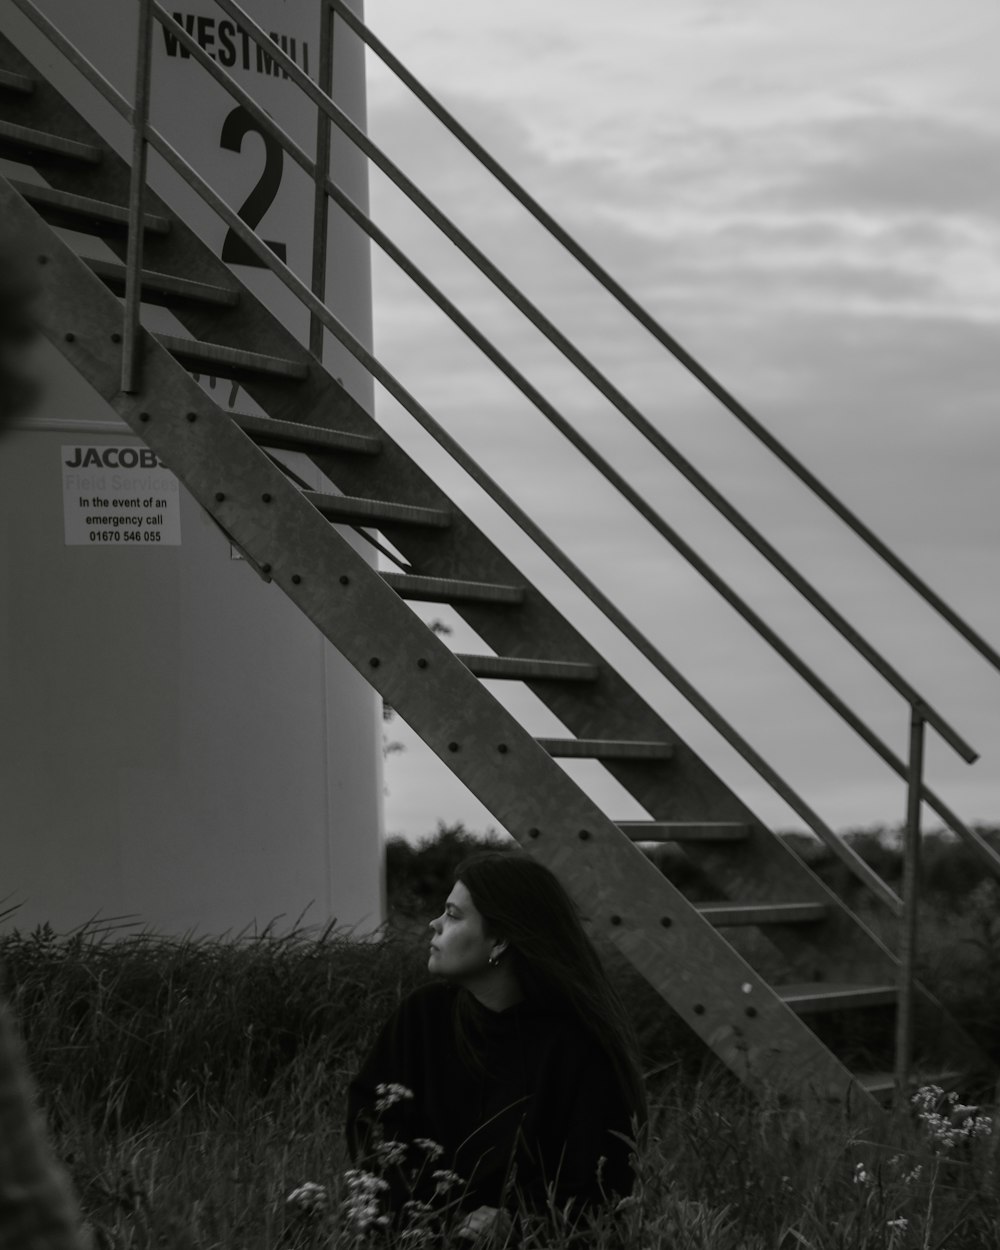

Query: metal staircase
[2,0,997,1112]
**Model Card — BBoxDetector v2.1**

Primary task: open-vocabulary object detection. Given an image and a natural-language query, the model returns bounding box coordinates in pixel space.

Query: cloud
[363,83,1000,838]
[764,113,1000,218]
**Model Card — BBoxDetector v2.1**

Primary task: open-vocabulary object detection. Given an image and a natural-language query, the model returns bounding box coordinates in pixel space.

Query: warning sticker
[62,444,182,547]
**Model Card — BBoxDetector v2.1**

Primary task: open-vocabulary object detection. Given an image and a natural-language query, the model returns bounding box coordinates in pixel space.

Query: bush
[386,821,511,919]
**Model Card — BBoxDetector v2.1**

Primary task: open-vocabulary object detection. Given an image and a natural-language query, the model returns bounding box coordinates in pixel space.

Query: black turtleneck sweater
[346,982,640,1218]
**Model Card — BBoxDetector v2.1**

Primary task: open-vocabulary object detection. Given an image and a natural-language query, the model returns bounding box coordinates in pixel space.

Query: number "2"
[220,105,288,267]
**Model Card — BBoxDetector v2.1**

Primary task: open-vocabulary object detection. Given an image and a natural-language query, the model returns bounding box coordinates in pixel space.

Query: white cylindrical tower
[0,0,385,936]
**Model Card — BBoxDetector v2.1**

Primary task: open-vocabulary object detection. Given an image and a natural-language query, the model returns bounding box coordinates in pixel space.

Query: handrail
[147,3,1000,882]
[6,0,903,910]
[329,0,1000,682]
[202,0,976,767]
[308,0,333,360]
[12,0,1000,896]
[896,705,926,1093]
[120,0,152,393]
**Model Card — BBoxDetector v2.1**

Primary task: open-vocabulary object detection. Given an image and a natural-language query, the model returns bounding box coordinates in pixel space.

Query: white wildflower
[285,1181,328,1215]
[343,1170,389,1195]
[341,1168,390,1231]
[431,1168,464,1196]
[887,1217,908,1230]
[375,1139,408,1167]
[852,1162,870,1185]
[912,1085,992,1149]
[413,1137,445,1161]
[375,1081,414,1112]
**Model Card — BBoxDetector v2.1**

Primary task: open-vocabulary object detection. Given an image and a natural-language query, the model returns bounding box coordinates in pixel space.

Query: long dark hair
[453,851,647,1124]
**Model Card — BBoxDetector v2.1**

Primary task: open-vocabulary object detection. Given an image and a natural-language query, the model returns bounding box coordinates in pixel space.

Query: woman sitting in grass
[347,851,647,1241]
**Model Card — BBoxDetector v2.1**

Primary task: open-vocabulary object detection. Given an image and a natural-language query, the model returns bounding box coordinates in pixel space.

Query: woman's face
[427,881,497,980]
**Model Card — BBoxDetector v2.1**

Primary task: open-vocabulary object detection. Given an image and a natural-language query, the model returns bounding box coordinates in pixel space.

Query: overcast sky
[357,0,1000,845]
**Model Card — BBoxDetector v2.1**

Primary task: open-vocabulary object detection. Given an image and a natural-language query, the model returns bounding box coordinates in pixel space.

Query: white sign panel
[62,444,182,546]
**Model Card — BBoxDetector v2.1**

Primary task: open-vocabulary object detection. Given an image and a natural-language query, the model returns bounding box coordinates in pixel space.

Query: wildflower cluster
[342,1169,391,1232]
[375,1139,409,1168]
[431,1169,463,1198]
[338,1082,473,1243]
[912,1084,993,1150]
[375,1082,414,1114]
[285,1181,329,1217]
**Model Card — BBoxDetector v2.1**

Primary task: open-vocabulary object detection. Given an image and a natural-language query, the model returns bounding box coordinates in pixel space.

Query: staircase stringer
[3,179,904,1110]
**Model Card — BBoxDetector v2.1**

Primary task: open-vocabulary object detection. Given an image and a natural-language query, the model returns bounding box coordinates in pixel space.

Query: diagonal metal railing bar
[150,6,950,831]
[329,0,1000,682]
[200,0,977,767]
[6,0,905,910]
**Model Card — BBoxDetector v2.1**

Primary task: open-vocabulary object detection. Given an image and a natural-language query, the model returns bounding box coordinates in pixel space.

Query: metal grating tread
[0,69,36,94]
[456,654,598,682]
[234,412,381,456]
[304,491,451,529]
[778,983,897,1014]
[619,821,751,842]
[696,901,827,926]
[381,572,525,605]
[0,119,102,164]
[539,738,674,761]
[157,334,307,380]
[87,258,238,307]
[858,1070,964,1100]
[11,178,171,233]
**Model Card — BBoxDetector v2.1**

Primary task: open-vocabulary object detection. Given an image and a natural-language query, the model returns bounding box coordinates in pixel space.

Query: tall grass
[2,826,1000,1248]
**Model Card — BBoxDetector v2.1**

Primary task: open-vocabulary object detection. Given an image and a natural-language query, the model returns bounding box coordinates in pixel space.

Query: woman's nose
[429,915,442,934]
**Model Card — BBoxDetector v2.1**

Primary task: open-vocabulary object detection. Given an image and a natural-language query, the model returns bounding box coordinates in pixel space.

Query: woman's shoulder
[394,979,457,1020]
[528,1008,621,1074]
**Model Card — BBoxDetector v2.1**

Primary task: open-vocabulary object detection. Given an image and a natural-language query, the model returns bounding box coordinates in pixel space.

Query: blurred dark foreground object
[0,998,88,1249]
[0,234,88,1247]
[0,234,42,427]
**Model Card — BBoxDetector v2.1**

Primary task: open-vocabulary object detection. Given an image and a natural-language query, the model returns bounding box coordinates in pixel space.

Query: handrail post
[895,701,926,1097]
[121,0,154,394]
[309,0,334,360]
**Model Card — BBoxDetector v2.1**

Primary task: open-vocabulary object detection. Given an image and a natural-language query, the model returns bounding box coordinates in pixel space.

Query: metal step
[0,120,101,165]
[778,983,897,1014]
[619,821,751,843]
[304,492,451,529]
[456,654,598,682]
[0,69,36,94]
[157,334,308,381]
[381,572,525,605]
[87,259,238,307]
[696,901,827,927]
[11,179,171,235]
[234,412,381,456]
[539,738,675,761]
[858,1070,963,1101]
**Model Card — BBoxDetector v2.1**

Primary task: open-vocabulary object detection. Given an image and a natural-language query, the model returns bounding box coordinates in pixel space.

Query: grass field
[3,827,999,1248]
